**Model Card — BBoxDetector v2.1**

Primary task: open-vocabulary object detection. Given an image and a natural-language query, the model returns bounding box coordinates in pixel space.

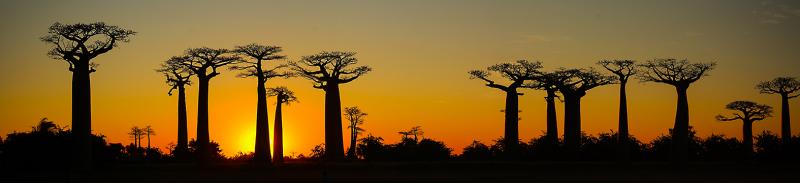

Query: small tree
[343,106,367,160]
[638,58,715,163]
[267,86,298,164]
[597,59,638,162]
[756,77,800,147]
[144,125,156,150]
[232,43,288,164]
[41,22,135,169]
[716,101,773,157]
[290,51,371,161]
[469,60,542,156]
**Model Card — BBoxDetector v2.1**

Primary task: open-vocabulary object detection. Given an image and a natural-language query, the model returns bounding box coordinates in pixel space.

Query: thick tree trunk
[780,94,791,147]
[348,126,357,160]
[504,90,520,157]
[545,89,559,149]
[273,101,284,164]
[672,86,690,163]
[253,73,272,164]
[196,76,211,161]
[71,62,92,170]
[743,121,754,157]
[617,82,630,162]
[324,84,345,161]
[563,94,582,159]
[176,85,189,155]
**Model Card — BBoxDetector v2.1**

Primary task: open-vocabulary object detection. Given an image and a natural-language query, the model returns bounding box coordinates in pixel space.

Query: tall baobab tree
[756,77,800,147]
[268,86,297,164]
[469,60,542,155]
[638,58,715,163]
[716,101,772,157]
[173,47,241,161]
[128,126,144,150]
[232,43,288,164]
[344,106,367,160]
[41,22,135,169]
[597,59,637,162]
[290,51,371,161]
[156,59,193,155]
[524,72,562,150]
[552,68,614,158]
[144,125,155,150]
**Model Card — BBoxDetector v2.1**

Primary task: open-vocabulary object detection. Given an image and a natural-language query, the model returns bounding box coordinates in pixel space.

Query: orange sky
[1,0,800,156]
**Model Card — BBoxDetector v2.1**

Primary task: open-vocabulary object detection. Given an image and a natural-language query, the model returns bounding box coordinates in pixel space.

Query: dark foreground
[3,162,797,183]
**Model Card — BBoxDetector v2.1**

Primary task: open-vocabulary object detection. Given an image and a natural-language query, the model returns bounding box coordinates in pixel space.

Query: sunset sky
[1,0,800,156]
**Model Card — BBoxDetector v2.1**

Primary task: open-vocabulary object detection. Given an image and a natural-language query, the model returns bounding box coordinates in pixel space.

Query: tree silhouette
[551,68,614,158]
[267,86,297,164]
[638,58,715,163]
[173,47,241,162]
[232,43,288,164]
[756,77,800,147]
[290,51,371,161]
[144,125,155,151]
[469,60,542,156]
[399,126,425,142]
[524,72,562,152]
[156,58,194,156]
[344,106,367,160]
[716,101,773,157]
[598,59,638,162]
[128,126,144,150]
[40,22,135,169]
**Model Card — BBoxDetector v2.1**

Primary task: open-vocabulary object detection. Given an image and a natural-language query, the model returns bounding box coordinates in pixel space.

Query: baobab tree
[344,106,367,160]
[638,58,715,163]
[290,51,372,161]
[268,86,297,164]
[551,68,614,157]
[41,22,135,169]
[469,60,542,155]
[128,126,144,150]
[156,59,193,156]
[144,125,155,150]
[598,59,638,162]
[524,72,562,150]
[756,77,800,147]
[173,47,241,161]
[232,43,288,164]
[399,126,424,142]
[716,101,772,157]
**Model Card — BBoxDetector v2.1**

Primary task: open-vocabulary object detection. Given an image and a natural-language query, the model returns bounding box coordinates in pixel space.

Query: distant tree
[290,51,371,161]
[232,43,288,164]
[144,125,155,151]
[524,72,562,153]
[461,140,493,161]
[716,101,773,157]
[469,60,543,156]
[417,138,452,161]
[156,58,194,156]
[41,22,136,169]
[399,126,425,142]
[754,131,781,161]
[267,86,298,164]
[638,58,715,163]
[343,106,367,160]
[128,126,144,150]
[551,68,614,158]
[310,144,326,161]
[173,47,241,162]
[598,59,638,162]
[699,134,743,161]
[756,77,800,147]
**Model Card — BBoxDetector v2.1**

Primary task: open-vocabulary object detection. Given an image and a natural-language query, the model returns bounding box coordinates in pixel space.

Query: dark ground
[3,162,797,183]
